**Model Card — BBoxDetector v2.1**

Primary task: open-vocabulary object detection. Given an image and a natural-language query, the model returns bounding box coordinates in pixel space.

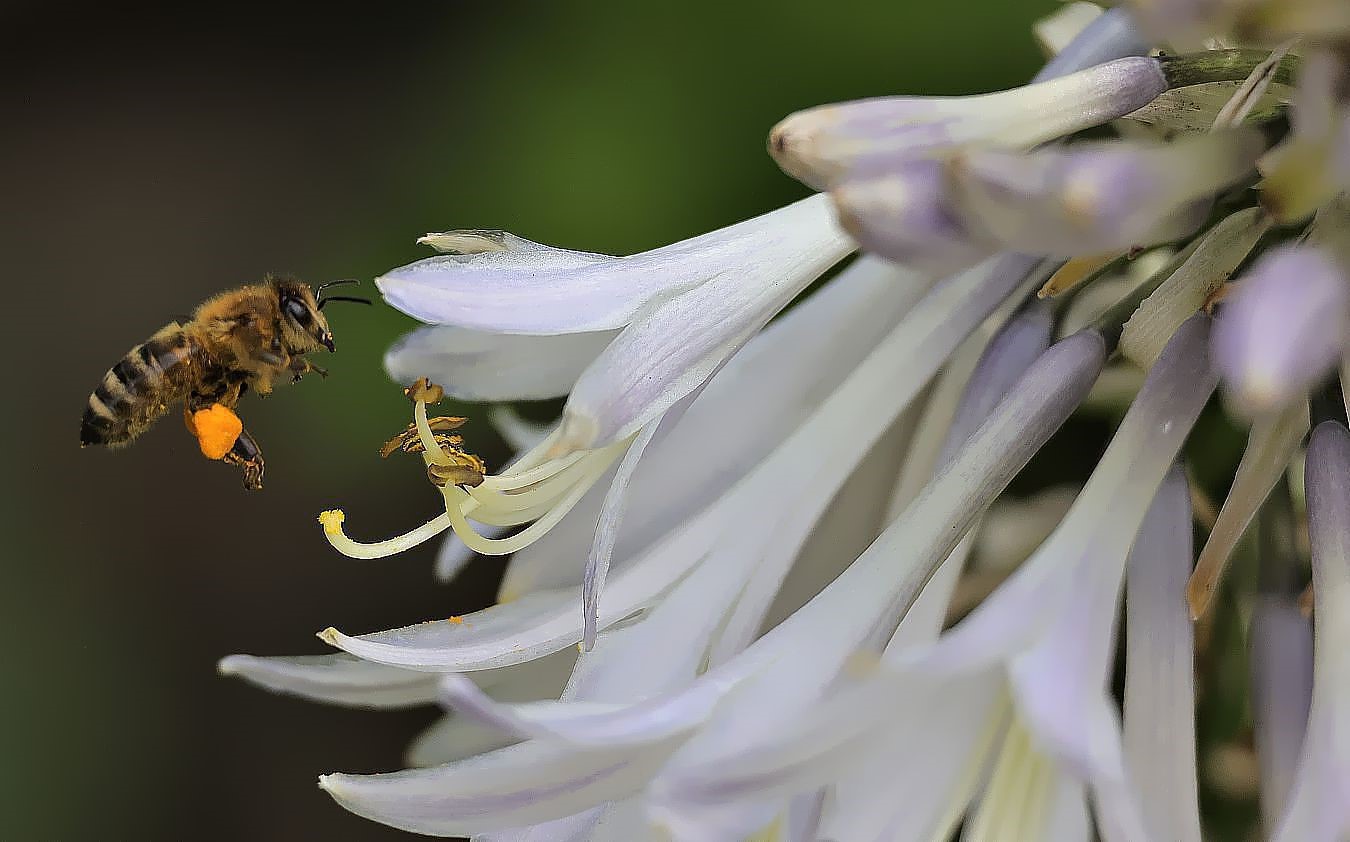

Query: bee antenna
[318,295,373,310]
[316,278,362,293]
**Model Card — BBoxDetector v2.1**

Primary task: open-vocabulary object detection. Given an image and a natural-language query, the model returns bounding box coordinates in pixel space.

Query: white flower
[220,5,1350,840]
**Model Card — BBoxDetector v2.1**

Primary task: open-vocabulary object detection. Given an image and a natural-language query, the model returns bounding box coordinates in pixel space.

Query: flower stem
[1160,49,1299,90]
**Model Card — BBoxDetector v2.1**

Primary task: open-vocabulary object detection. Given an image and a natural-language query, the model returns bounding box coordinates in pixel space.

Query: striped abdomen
[80,324,201,447]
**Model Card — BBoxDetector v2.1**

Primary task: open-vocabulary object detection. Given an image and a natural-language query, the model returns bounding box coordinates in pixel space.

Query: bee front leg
[222,427,265,491]
[289,356,329,383]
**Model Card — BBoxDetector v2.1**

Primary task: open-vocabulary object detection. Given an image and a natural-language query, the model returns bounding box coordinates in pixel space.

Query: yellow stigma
[318,509,346,533]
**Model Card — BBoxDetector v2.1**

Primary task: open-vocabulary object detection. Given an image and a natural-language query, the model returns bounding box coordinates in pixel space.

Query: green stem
[1160,49,1300,89]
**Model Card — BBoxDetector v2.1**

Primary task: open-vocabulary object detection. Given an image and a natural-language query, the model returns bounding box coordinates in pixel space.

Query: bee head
[271,277,336,352]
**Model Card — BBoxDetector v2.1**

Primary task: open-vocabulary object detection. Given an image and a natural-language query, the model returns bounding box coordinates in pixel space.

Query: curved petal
[1272,421,1350,841]
[558,197,855,450]
[217,653,439,709]
[1123,466,1202,842]
[500,254,937,600]
[320,738,682,837]
[385,326,618,402]
[377,196,840,334]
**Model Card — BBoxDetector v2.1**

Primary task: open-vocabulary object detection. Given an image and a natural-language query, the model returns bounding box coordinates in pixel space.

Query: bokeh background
[0,1,1196,838]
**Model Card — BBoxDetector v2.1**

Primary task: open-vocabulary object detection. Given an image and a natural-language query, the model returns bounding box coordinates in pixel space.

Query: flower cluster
[222,3,1350,840]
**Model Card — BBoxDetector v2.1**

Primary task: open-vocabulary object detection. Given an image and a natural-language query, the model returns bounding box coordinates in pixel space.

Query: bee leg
[222,427,265,491]
[289,357,329,383]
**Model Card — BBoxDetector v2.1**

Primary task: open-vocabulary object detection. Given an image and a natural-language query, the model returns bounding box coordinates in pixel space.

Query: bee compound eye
[284,297,309,322]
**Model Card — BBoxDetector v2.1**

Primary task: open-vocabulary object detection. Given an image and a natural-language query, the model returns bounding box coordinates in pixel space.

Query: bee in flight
[79,276,370,490]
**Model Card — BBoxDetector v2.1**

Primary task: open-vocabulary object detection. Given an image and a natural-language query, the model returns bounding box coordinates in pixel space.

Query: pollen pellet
[189,404,243,460]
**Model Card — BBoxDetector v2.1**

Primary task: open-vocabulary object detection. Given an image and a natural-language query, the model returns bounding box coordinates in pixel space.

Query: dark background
[2,2,1055,838]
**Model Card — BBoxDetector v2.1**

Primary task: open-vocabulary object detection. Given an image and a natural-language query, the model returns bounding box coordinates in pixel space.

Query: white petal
[818,680,1009,842]
[501,254,937,600]
[216,653,439,708]
[377,196,841,334]
[1123,466,1201,842]
[643,331,1105,837]
[558,196,855,450]
[582,420,660,650]
[385,325,617,402]
[407,714,521,769]
[320,738,682,837]
[325,257,1029,673]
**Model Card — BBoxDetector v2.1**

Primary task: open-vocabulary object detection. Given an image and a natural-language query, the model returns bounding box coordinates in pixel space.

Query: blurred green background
[3,1,1060,838]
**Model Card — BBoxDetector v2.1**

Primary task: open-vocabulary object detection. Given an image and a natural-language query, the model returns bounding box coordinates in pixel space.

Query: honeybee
[79,276,369,490]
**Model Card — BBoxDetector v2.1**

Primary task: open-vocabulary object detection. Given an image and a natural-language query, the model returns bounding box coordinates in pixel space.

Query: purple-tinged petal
[1123,466,1202,842]
[831,159,998,276]
[1272,420,1350,841]
[1212,244,1350,416]
[1250,595,1313,834]
[953,131,1265,257]
[770,57,1166,191]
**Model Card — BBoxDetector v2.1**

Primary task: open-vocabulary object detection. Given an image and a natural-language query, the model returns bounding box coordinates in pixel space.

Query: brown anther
[404,377,445,405]
[379,416,469,458]
[427,453,487,489]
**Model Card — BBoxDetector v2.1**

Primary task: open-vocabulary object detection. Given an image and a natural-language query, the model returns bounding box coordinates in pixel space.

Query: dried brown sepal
[379,417,468,458]
[404,377,446,405]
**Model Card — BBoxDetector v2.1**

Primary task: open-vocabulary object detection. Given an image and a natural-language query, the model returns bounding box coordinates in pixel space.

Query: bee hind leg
[222,427,265,491]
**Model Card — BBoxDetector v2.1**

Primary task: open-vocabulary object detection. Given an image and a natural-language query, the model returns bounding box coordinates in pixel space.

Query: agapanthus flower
[223,4,1350,840]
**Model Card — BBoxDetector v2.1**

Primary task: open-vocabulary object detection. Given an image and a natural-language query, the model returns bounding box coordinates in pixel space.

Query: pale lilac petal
[1272,421,1350,841]
[1033,7,1150,84]
[216,653,439,709]
[385,325,617,402]
[925,315,1217,674]
[830,159,998,277]
[1212,244,1350,415]
[1187,400,1308,618]
[1123,465,1202,842]
[1250,595,1313,833]
[770,56,1165,190]
[953,131,1265,257]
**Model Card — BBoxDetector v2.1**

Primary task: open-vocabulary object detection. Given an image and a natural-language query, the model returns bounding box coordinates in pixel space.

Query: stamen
[443,453,617,556]
[318,509,453,559]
